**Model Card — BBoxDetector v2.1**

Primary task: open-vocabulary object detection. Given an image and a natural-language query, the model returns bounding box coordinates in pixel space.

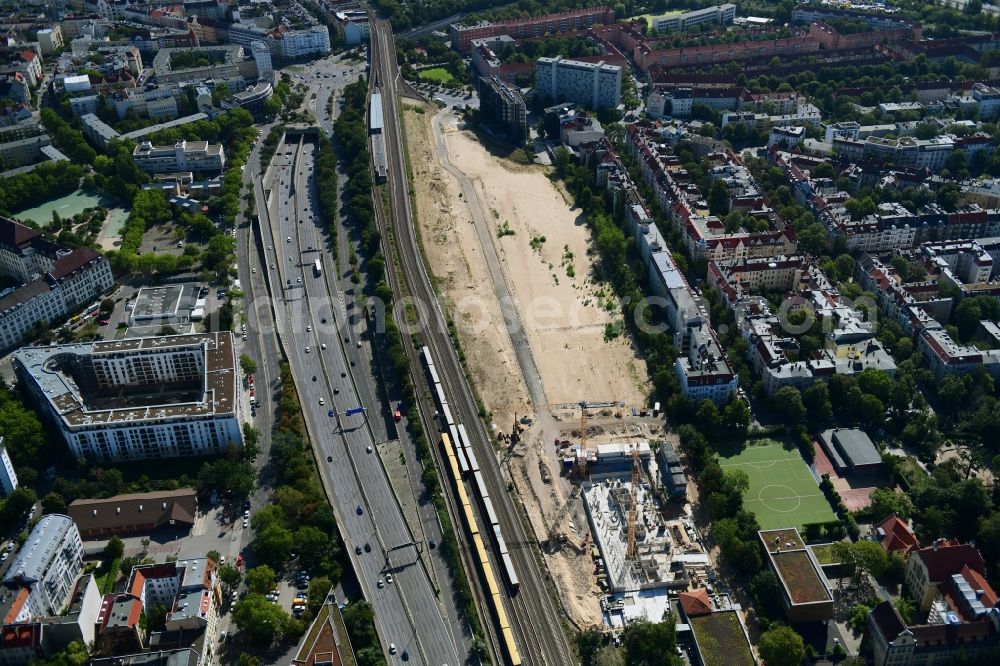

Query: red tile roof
[679,588,713,617]
[875,513,919,554]
[914,540,985,583]
[2,587,29,625]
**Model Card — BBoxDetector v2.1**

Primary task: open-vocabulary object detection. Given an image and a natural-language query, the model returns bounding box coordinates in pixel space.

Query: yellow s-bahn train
[441,431,522,666]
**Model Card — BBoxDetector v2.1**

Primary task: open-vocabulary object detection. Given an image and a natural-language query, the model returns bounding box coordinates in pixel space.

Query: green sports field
[419,67,454,84]
[718,438,837,531]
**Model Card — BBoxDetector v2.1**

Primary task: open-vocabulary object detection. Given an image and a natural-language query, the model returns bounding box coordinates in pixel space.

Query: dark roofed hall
[68,489,197,539]
[818,428,883,473]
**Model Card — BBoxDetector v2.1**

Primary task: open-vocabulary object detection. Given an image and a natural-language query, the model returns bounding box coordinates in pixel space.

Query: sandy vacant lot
[442,120,649,410]
[402,104,530,431]
[405,103,651,627]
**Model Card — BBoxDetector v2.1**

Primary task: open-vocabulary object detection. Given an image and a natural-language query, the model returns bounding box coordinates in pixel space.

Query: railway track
[368,16,574,666]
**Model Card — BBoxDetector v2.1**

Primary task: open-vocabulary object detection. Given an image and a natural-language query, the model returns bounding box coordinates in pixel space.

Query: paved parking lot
[412,82,479,109]
[86,504,251,565]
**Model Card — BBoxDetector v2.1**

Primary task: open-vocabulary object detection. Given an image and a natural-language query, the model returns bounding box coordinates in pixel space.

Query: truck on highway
[314,258,322,277]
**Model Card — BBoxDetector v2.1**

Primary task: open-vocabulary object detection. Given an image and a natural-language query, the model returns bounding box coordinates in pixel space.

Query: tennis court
[718,439,838,531]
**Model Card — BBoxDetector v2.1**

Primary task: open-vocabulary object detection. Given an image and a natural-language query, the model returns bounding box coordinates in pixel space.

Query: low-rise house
[873,514,920,555]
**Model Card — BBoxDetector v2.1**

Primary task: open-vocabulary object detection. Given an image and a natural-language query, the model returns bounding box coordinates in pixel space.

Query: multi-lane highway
[248,129,462,664]
[369,16,574,666]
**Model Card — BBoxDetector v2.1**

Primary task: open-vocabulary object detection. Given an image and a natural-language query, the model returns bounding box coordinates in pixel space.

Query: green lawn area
[420,67,454,84]
[718,438,838,531]
[810,543,840,566]
[96,557,121,594]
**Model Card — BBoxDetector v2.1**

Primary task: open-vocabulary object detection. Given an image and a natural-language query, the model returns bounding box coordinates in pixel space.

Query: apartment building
[14,333,244,462]
[151,45,242,85]
[471,36,514,78]
[132,140,225,175]
[708,255,897,395]
[921,238,995,285]
[768,126,806,149]
[110,88,179,121]
[277,26,331,59]
[774,151,1000,251]
[450,6,615,53]
[100,558,219,658]
[833,134,955,171]
[868,598,1000,666]
[918,324,1000,381]
[647,86,752,118]
[626,123,797,262]
[650,4,736,33]
[336,10,370,46]
[973,82,1000,121]
[2,515,84,622]
[251,41,272,79]
[856,254,952,335]
[124,558,218,632]
[791,5,920,33]
[36,25,64,55]
[869,541,1000,665]
[80,113,119,151]
[595,144,738,404]
[0,437,17,497]
[0,218,113,352]
[225,21,270,47]
[478,75,528,144]
[536,56,622,109]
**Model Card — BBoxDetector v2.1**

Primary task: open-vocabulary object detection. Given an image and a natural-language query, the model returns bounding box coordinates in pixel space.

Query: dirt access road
[403,102,650,626]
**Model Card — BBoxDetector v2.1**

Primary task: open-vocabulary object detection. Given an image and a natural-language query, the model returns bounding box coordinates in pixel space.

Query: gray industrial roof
[829,428,882,468]
[4,514,76,586]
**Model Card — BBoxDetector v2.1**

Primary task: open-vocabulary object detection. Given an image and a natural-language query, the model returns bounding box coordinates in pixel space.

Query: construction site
[490,399,716,631]
[402,102,712,629]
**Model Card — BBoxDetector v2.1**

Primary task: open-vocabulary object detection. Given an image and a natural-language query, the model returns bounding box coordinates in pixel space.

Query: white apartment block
[132,140,225,174]
[973,83,1000,121]
[651,4,736,32]
[535,56,622,109]
[14,333,244,462]
[111,88,178,121]
[0,437,17,497]
[834,135,954,171]
[37,25,64,55]
[226,21,270,48]
[91,0,133,21]
[279,26,331,59]
[2,515,84,622]
[0,218,114,352]
[251,41,272,79]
